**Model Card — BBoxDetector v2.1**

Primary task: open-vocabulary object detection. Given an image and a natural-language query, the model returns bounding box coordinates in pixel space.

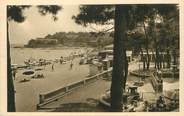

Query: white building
[99,44,133,62]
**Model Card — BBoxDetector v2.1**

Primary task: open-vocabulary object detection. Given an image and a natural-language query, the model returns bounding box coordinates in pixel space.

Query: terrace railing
[37,68,112,109]
[150,72,163,93]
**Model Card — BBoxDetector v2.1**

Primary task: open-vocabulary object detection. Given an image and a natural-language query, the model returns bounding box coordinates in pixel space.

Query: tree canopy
[73,4,179,111]
[73,4,179,53]
[73,4,178,31]
[72,5,114,26]
[7,5,62,22]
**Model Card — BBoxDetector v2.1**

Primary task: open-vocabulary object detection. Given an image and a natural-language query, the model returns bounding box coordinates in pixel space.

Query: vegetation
[73,4,179,111]
[7,5,62,112]
[25,32,113,48]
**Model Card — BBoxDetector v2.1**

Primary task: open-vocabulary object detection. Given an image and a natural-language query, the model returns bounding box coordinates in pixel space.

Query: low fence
[129,71,151,77]
[150,72,163,93]
[37,68,112,109]
[161,71,179,78]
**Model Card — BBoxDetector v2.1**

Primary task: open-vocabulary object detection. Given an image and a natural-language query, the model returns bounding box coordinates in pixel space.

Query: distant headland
[22,32,113,48]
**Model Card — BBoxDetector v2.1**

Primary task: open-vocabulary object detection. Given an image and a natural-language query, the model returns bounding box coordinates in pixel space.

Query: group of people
[143,95,171,112]
[11,49,88,80]
[51,56,75,71]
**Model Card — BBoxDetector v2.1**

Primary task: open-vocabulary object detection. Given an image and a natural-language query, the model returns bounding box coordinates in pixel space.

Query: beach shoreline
[10,46,93,65]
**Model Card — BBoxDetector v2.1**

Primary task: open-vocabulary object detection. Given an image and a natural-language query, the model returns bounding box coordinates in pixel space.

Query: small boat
[22,70,35,75]
[21,69,35,82]
[33,68,44,79]
[35,67,44,71]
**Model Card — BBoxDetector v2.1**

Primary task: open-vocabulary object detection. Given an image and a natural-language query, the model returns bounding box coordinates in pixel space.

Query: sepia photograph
[5,3,180,112]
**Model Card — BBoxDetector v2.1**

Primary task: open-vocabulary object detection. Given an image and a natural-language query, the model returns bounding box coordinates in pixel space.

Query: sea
[10,47,87,65]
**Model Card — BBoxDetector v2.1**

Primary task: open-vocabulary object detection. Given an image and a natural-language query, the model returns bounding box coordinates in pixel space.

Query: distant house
[89,62,103,76]
[104,44,113,50]
[100,44,133,62]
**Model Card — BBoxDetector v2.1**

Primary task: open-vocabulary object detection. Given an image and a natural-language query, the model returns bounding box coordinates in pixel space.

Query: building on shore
[99,44,133,62]
[89,61,103,76]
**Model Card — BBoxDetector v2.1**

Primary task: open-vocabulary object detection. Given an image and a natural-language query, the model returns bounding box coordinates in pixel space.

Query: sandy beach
[14,57,89,111]
[11,47,90,111]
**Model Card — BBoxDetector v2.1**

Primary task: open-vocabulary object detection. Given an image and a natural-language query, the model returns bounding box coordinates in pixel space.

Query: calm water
[10,47,87,64]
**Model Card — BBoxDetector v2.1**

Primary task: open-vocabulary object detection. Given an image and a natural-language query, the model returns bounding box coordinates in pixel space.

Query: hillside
[25,32,114,48]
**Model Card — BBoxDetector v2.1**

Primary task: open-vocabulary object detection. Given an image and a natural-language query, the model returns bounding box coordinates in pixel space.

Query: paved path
[14,58,89,111]
[41,79,111,109]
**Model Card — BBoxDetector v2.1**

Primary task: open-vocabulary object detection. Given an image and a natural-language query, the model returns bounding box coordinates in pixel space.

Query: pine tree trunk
[123,52,128,89]
[110,5,128,112]
[154,52,157,69]
[143,22,150,70]
[163,53,165,68]
[166,49,171,68]
[152,19,159,69]
[156,48,160,69]
[7,21,16,112]
[158,49,162,69]
[143,56,146,70]
[140,49,145,70]
[173,49,177,65]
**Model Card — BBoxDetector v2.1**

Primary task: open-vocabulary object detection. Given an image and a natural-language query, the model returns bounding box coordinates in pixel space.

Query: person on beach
[52,62,55,71]
[43,59,47,69]
[60,56,63,64]
[70,61,73,70]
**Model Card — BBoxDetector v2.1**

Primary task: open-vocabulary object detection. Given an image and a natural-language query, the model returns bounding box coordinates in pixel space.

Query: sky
[9,5,97,45]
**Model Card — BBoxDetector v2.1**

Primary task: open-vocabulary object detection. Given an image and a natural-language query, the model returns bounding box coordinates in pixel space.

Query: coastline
[10,46,92,65]
[11,44,93,49]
